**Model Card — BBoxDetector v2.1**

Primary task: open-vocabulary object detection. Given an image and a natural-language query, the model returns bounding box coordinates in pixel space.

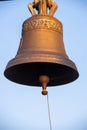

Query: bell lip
[4,53,78,71]
[4,54,79,87]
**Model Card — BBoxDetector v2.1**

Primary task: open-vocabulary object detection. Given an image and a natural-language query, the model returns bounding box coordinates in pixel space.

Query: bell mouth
[4,61,79,87]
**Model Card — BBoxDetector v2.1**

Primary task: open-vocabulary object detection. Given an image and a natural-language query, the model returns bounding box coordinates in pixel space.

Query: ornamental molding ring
[23,18,63,34]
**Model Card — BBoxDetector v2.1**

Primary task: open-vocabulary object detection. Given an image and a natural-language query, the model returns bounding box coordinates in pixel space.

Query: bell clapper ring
[39,75,49,95]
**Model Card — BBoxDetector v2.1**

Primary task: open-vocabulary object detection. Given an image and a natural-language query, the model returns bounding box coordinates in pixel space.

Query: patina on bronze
[4,0,79,87]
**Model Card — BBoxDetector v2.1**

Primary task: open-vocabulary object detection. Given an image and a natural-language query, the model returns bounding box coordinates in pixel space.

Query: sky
[0,0,87,130]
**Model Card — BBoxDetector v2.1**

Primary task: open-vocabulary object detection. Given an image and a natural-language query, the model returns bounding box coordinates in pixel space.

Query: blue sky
[0,0,87,130]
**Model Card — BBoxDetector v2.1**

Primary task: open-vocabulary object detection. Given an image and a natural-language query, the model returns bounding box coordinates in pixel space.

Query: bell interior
[4,62,78,86]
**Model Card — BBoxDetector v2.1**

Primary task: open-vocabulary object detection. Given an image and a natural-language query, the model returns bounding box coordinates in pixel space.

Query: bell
[4,0,79,87]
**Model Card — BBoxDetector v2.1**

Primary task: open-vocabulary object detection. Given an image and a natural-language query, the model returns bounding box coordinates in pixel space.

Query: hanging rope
[46,93,52,130]
[39,75,52,130]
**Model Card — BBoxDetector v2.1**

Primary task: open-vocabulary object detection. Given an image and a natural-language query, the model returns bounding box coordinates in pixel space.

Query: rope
[46,93,52,130]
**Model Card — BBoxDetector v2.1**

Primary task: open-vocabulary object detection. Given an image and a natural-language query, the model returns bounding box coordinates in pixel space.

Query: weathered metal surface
[4,0,79,86]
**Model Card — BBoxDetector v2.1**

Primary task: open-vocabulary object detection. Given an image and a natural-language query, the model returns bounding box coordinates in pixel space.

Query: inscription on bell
[23,19,62,34]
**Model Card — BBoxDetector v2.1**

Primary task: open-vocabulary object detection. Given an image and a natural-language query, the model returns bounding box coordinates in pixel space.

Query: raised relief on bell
[23,20,32,31]
[30,20,38,27]
[23,18,62,34]
[38,20,44,26]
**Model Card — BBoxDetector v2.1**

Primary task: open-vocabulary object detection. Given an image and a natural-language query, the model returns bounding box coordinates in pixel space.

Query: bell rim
[4,54,79,87]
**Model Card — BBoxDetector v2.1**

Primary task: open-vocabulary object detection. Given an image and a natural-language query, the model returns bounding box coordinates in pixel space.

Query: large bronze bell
[4,0,79,88]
